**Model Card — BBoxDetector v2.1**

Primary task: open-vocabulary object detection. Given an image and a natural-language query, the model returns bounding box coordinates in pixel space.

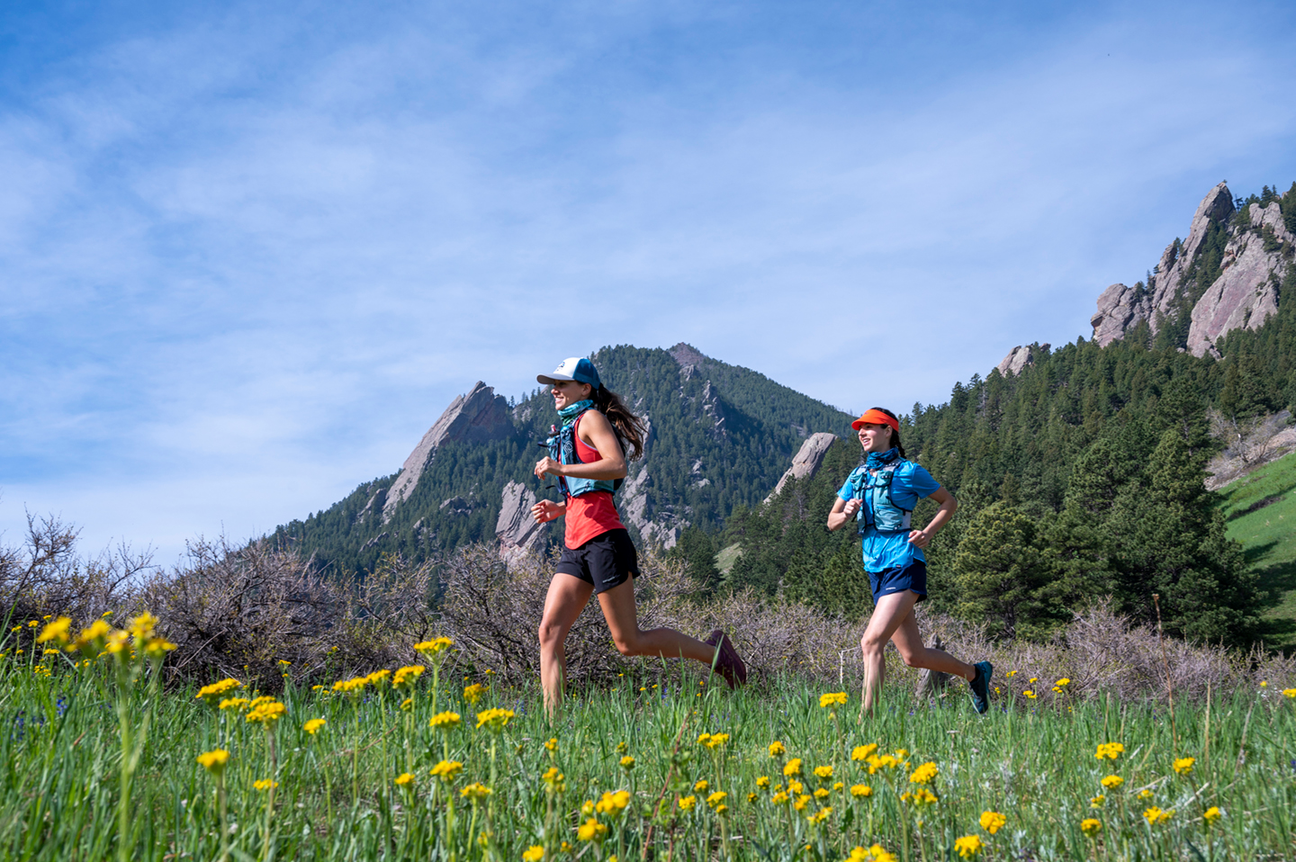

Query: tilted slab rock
[382,382,512,522]
[995,344,1050,377]
[1186,201,1292,357]
[496,480,548,564]
[766,432,838,502]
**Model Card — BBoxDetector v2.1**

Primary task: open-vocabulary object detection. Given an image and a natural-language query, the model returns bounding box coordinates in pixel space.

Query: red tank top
[564,414,627,549]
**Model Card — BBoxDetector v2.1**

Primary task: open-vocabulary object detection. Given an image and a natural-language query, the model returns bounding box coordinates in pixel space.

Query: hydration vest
[546,412,624,498]
[847,460,913,533]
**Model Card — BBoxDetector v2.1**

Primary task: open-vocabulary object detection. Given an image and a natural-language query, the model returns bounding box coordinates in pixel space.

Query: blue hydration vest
[847,460,913,533]
[546,412,624,498]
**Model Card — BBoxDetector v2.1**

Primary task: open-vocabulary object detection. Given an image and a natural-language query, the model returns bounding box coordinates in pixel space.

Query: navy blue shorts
[868,560,927,604]
[555,528,640,594]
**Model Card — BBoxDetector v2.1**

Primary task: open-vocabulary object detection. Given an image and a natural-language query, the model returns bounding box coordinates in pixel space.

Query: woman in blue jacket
[827,407,992,715]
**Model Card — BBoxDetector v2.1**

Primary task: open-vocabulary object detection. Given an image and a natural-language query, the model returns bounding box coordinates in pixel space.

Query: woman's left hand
[534,457,564,479]
[908,529,931,549]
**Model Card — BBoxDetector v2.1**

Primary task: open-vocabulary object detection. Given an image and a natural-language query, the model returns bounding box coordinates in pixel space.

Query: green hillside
[1218,451,1296,651]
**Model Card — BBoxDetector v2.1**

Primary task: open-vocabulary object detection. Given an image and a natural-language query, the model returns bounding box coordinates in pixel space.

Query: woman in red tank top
[531,356,747,717]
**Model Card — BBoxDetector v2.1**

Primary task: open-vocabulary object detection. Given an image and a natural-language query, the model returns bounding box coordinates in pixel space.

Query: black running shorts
[555,528,640,594]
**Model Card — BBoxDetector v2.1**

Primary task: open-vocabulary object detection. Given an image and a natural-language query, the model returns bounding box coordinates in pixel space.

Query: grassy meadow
[4,617,1296,862]
[1220,451,1296,652]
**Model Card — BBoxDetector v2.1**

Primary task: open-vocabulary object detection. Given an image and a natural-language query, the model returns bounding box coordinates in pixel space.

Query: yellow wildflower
[619,755,635,771]
[1173,757,1195,775]
[756,776,771,788]
[429,711,462,730]
[819,692,847,708]
[1080,818,1102,837]
[703,732,729,749]
[395,773,414,786]
[522,847,544,862]
[253,779,278,791]
[784,758,802,777]
[304,718,326,735]
[694,779,709,793]
[706,791,727,810]
[851,784,872,798]
[787,780,804,795]
[460,782,491,800]
[678,795,697,812]
[980,811,1005,834]
[246,700,287,724]
[768,741,786,757]
[544,737,558,752]
[413,636,454,656]
[596,790,631,815]
[1281,688,1296,699]
[953,835,983,858]
[1137,789,1154,800]
[908,762,938,785]
[431,760,463,783]
[1203,806,1221,824]
[1143,806,1172,825]
[463,683,487,704]
[771,791,790,805]
[814,765,833,780]
[1095,742,1125,760]
[1100,774,1123,789]
[36,616,72,646]
[851,744,879,761]
[128,612,159,640]
[365,669,391,686]
[1090,795,1105,808]
[1023,689,1036,699]
[476,708,514,731]
[196,678,243,705]
[793,794,811,811]
[814,788,830,799]
[393,665,425,689]
[576,818,606,842]
[807,806,831,824]
[400,698,413,711]
[196,749,230,774]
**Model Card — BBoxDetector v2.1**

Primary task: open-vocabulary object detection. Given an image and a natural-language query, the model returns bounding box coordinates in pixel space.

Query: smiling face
[856,422,894,454]
[552,379,593,410]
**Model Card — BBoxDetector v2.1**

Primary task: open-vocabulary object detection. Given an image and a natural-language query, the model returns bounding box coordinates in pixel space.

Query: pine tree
[952,503,1054,639]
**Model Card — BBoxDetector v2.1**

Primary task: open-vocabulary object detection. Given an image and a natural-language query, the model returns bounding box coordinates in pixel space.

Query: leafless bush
[1,514,148,644]
[1206,408,1296,489]
[136,537,441,691]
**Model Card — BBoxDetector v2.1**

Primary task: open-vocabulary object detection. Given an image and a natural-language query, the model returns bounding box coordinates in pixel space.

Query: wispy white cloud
[2,0,1295,559]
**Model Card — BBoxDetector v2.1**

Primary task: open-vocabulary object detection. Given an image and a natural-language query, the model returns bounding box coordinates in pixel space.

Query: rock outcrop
[995,344,1050,377]
[382,382,513,522]
[1185,201,1291,356]
[618,466,683,549]
[765,433,838,502]
[1089,182,1294,356]
[495,481,548,564]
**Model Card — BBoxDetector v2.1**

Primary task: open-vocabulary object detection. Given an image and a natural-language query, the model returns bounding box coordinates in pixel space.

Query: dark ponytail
[593,387,647,461]
[870,406,906,459]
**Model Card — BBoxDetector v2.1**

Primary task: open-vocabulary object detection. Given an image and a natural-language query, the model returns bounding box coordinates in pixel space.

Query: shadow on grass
[1252,556,1296,653]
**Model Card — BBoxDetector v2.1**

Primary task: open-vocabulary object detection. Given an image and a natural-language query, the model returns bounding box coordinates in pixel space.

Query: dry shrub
[137,538,440,691]
[441,543,1295,704]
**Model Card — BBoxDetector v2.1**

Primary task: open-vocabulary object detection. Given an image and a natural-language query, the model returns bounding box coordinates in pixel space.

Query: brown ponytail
[593,387,647,461]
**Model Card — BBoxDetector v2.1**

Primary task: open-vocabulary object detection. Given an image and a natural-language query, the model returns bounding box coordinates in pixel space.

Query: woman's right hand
[842,499,862,518]
[531,499,564,524]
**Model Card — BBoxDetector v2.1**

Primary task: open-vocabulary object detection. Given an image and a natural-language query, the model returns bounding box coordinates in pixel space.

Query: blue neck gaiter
[558,399,595,426]
[866,447,901,469]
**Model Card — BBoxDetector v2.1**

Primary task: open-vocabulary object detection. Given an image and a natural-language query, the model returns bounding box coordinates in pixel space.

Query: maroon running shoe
[704,629,748,689]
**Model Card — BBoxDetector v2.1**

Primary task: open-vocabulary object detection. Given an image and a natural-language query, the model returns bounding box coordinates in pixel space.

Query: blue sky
[4,0,1296,564]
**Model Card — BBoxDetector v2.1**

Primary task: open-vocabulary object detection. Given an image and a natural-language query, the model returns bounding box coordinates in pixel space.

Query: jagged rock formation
[382,382,512,522]
[1090,182,1294,356]
[996,344,1050,377]
[619,466,683,549]
[495,481,547,564]
[766,433,837,502]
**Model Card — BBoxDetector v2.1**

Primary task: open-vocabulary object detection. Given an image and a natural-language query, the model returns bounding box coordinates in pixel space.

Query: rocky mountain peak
[669,342,708,370]
[381,382,512,522]
[996,344,1050,377]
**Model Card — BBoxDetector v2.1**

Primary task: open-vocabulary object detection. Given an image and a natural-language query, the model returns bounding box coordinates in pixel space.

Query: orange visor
[851,408,899,432]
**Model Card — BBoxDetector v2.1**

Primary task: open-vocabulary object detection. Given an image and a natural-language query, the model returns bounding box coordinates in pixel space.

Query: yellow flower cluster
[253,779,278,791]
[463,683,487,704]
[246,698,286,725]
[541,767,565,793]
[1143,806,1173,825]
[595,790,630,815]
[1095,742,1125,760]
[429,711,462,730]
[678,795,697,812]
[333,677,368,694]
[1080,818,1102,837]
[851,744,879,761]
[953,834,983,858]
[576,818,607,842]
[697,732,730,749]
[522,847,544,862]
[393,665,424,689]
[1172,757,1195,775]
[460,782,491,800]
[196,678,243,706]
[819,692,847,708]
[431,760,463,783]
[768,741,786,757]
[619,755,635,771]
[475,708,514,731]
[220,697,249,712]
[1100,774,1123,789]
[845,844,897,862]
[395,773,415,786]
[1203,806,1221,824]
[196,749,230,774]
[304,718,326,735]
[980,810,1005,834]
[413,636,454,656]
[851,784,872,798]
[908,762,938,785]
[814,765,834,780]
[783,758,802,777]
[806,806,830,824]
[1282,688,1296,699]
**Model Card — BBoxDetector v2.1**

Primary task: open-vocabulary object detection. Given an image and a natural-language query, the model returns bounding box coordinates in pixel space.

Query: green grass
[1219,451,1296,653]
[4,635,1296,862]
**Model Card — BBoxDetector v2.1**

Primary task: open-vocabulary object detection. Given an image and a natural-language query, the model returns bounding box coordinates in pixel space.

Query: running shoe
[704,629,748,689]
[969,661,993,714]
